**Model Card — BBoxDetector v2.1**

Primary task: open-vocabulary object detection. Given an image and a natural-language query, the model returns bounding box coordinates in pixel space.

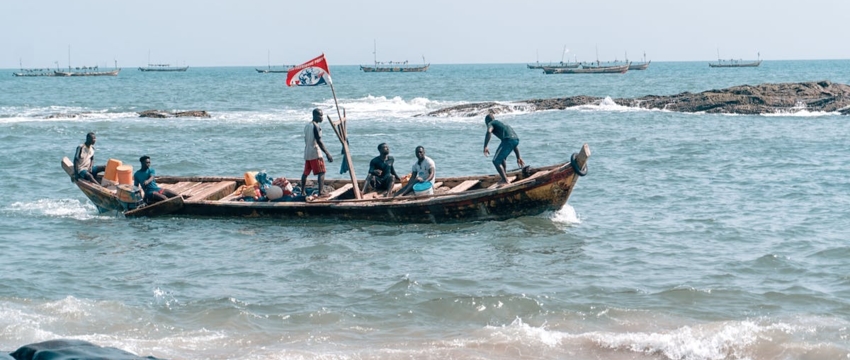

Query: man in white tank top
[300,108,334,196]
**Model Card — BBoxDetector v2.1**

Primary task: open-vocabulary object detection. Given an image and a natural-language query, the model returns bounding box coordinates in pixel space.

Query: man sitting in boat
[483,113,524,185]
[395,145,435,197]
[362,142,401,197]
[133,155,179,204]
[73,132,105,183]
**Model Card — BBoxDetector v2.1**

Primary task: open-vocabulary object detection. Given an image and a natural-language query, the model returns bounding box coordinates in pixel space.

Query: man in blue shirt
[133,155,179,204]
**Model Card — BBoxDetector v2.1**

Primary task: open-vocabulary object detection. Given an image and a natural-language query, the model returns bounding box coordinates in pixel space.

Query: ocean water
[1,61,849,359]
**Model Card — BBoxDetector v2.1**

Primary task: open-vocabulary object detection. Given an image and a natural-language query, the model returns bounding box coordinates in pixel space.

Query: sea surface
[1,61,849,359]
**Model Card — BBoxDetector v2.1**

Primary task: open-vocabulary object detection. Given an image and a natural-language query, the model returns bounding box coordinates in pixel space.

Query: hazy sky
[3,0,848,68]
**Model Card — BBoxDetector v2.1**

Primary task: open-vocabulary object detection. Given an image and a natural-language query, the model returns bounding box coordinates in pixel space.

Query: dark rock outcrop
[8,339,164,360]
[424,81,850,117]
[139,110,210,118]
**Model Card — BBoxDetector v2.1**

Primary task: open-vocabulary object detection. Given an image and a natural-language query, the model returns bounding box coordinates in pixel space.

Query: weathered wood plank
[124,195,183,218]
[448,180,480,193]
[324,183,353,200]
[189,181,237,201]
[487,176,516,189]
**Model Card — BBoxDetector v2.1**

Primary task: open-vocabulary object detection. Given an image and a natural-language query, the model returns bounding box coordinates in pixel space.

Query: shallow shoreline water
[1,62,849,359]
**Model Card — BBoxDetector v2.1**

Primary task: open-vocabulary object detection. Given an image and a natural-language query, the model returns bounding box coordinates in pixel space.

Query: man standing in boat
[483,113,524,185]
[362,143,401,197]
[301,108,334,197]
[134,155,179,204]
[73,132,105,183]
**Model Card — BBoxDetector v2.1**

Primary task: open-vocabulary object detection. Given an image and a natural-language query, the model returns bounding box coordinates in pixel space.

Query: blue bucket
[412,181,433,195]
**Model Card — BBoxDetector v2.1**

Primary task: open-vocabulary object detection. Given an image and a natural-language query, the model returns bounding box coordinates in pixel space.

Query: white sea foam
[549,204,581,225]
[476,317,846,360]
[4,199,109,220]
[314,95,464,120]
[0,106,137,124]
[571,96,652,113]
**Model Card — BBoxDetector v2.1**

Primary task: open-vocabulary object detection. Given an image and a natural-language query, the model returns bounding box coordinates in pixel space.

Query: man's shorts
[77,165,105,180]
[303,158,326,176]
[369,173,393,191]
[493,138,519,165]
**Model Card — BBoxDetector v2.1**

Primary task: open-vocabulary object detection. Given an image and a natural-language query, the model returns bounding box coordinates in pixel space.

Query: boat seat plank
[487,176,516,189]
[188,181,237,201]
[161,182,202,195]
[183,182,223,198]
[324,183,353,200]
[520,169,551,182]
[448,180,480,193]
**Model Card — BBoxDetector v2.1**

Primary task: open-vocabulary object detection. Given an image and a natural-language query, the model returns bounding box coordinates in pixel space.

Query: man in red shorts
[300,108,334,196]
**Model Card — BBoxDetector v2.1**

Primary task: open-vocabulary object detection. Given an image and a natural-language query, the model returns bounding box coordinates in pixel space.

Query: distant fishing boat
[255,50,293,73]
[626,52,651,70]
[13,59,58,77]
[15,48,120,77]
[138,50,188,72]
[709,50,761,68]
[543,63,630,74]
[360,40,429,73]
[55,68,121,76]
[138,64,189,72]
[527,46,580,69]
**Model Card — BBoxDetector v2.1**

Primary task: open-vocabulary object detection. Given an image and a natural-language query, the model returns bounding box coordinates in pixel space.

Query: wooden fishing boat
[708,60,761,68]
[360,63,429,73]
[138,64,189,72]
[528,62,580,69]
[625,52,650,70]
[628,61,650,70]
[708,49,761,68]
[61,144,590,223]
[255,67,291,73]
[255,50,293,73]
[543,64,629,74]
[359,40,429,73]
[54,69,121,76]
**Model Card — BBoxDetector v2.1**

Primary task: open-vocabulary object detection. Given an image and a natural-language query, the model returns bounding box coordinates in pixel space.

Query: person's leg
[492,140,515,184]
[163,188,180,198]
[362,174,373,194]
[300,160,311,194]
[394,180,414,197]
[384,175,395,197]
[92,165,105,178]
[317,173,326,196]
[79,169,97,183]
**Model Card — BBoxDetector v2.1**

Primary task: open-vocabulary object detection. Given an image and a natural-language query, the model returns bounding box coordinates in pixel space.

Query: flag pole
[326,77,362,199]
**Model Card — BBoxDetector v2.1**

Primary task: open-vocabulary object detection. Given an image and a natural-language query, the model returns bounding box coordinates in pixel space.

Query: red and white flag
[286,54,331,86]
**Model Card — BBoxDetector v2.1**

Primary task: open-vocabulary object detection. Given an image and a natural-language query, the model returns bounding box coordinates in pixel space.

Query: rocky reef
[424,81,850,117]
[138,110,210,118]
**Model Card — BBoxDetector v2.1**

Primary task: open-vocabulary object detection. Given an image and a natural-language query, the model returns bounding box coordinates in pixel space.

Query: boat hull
[53,69,120,76]
[544,65,629,74]
[709,60,761,68]
[138,67,189,72]
[180,167,578,223]
[359,65,429,73]
[62,144,590,223]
